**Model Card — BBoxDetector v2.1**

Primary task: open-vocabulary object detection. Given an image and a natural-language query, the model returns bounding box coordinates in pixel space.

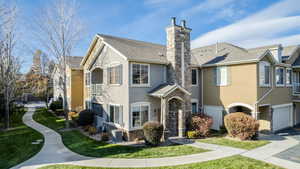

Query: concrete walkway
[11,103,300,169]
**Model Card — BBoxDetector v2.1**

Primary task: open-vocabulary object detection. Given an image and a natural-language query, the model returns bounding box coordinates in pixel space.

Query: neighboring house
[193,43,300,132]
[52,56,84,111]
[77,17,300,141]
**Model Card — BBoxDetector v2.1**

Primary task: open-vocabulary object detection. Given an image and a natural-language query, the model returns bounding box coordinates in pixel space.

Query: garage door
[204,106,223,130]
[272,104,293,131]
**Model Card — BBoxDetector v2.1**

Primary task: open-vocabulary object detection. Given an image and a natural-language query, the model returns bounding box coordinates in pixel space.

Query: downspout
[254,65,274,119]
[201,68,204,113]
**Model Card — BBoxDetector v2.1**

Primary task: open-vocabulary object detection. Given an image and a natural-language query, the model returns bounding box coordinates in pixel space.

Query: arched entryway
[167,97,183,137]
[227,103,254,115]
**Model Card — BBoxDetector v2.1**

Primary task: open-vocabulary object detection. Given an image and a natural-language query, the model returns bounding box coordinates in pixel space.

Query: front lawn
[39,155,283,169]
[198,137,270,150]
[33,108,208,158]
[0,107,43,169]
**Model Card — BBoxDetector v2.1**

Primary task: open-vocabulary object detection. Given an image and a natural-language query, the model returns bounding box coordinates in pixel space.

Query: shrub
[143,121,163,146]
[68,111,78,120]
[190,114,213,137]
[187,131,199,139]
[101,132,109,141]
[77,109,95,126]
[224,112,259,140]
[88,126,97,135]
[50,100,63,111]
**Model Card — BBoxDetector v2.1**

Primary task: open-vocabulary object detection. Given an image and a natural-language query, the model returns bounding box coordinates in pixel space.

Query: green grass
[198,137,270,150]
[33,108,208,158]
[62,130,207,158]
[39,155,283,169]
[0,108,43,169]
[33,108,65,131]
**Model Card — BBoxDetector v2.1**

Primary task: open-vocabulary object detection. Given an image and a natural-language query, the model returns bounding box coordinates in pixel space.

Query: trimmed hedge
[143,121,163,146]
[50,100,63,111]
[77,109,95,126]
[224,112,259,140]
[190,114,213,137]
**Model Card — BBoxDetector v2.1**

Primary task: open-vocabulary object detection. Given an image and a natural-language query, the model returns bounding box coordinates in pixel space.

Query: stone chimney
[166,17,192,88]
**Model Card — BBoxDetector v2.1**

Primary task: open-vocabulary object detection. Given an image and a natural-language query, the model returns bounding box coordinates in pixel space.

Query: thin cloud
[180,0,237,18]
[192,0,300,48]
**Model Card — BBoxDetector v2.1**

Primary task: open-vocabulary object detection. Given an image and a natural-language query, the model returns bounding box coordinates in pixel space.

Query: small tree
[34,0,84,128]
[0,4,20,129]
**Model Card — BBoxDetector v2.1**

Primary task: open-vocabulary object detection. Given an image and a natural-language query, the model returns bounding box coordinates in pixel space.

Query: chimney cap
[181,20,186,28]
[171,17,176,26]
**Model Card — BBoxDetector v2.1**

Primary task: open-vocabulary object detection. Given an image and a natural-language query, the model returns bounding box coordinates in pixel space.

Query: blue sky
[15,0,300,72]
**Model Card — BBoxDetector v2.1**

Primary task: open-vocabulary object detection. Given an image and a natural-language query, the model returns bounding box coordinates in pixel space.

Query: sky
[14,0,300,72]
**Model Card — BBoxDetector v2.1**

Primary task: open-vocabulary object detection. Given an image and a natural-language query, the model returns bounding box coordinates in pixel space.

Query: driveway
[275,127,300,163]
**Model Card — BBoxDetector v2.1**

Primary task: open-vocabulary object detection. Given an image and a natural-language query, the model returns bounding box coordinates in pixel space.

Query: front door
[168,98,181,136]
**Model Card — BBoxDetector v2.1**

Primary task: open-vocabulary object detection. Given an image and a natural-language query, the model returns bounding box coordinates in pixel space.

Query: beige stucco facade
[203,63,258,108]
[52,64,84,111]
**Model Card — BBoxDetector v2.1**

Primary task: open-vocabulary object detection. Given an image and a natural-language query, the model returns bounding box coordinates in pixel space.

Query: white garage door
[204,106,223,130]
[272,104,293,131]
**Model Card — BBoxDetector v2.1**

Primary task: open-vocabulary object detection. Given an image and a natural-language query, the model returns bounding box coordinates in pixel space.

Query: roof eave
[200,59,259,68]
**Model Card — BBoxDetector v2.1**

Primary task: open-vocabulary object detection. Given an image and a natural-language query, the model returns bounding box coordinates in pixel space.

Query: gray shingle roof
[98,34,168,64]
[66,56,83,69]
[191,42,266,66]
[282,45,298,58]
[148,83,191,97]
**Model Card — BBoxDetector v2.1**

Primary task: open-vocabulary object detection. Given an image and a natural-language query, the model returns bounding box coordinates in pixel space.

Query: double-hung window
[191,68,198,85]
[132,63,149,86]
[286,68,292,87]
[276,67,285,86]
[259,61,271,87]
[215,66,229,86]
[108,65,122,85]
[131,103,149,128]
[109,104,123,125]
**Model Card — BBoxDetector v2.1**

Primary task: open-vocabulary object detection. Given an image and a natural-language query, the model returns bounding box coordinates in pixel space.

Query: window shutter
[220,67,227,86]
[120,105,123,126]
[118,65,123,85]
[107,67,111,84]
[259,62,265,86]
[226,67,231,85]
[214,68,218,85]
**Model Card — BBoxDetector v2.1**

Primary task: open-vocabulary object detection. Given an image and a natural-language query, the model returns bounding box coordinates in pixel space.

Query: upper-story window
[85,72,91,86]
[192,68,198,85]
[286,68,292,87]
[276,67,285,86]
[108,65,122,85]
[132,63,150,86]
[259,61,271,87]
[215,66,229,86]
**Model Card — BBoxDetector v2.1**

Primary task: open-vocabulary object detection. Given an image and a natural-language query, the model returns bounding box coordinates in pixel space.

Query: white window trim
[107,103,123,128]
[259,61,271,87]
[107,64,122,85]
[191,98,199,113]
[276,67,285,87]
[191,68,198,86]
[130,102,151,129]
[216,66,228,86]
[286,68,292,87]
[130,63,151,87]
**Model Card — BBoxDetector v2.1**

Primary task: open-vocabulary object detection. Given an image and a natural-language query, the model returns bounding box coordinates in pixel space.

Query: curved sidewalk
[11,103,300,169]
